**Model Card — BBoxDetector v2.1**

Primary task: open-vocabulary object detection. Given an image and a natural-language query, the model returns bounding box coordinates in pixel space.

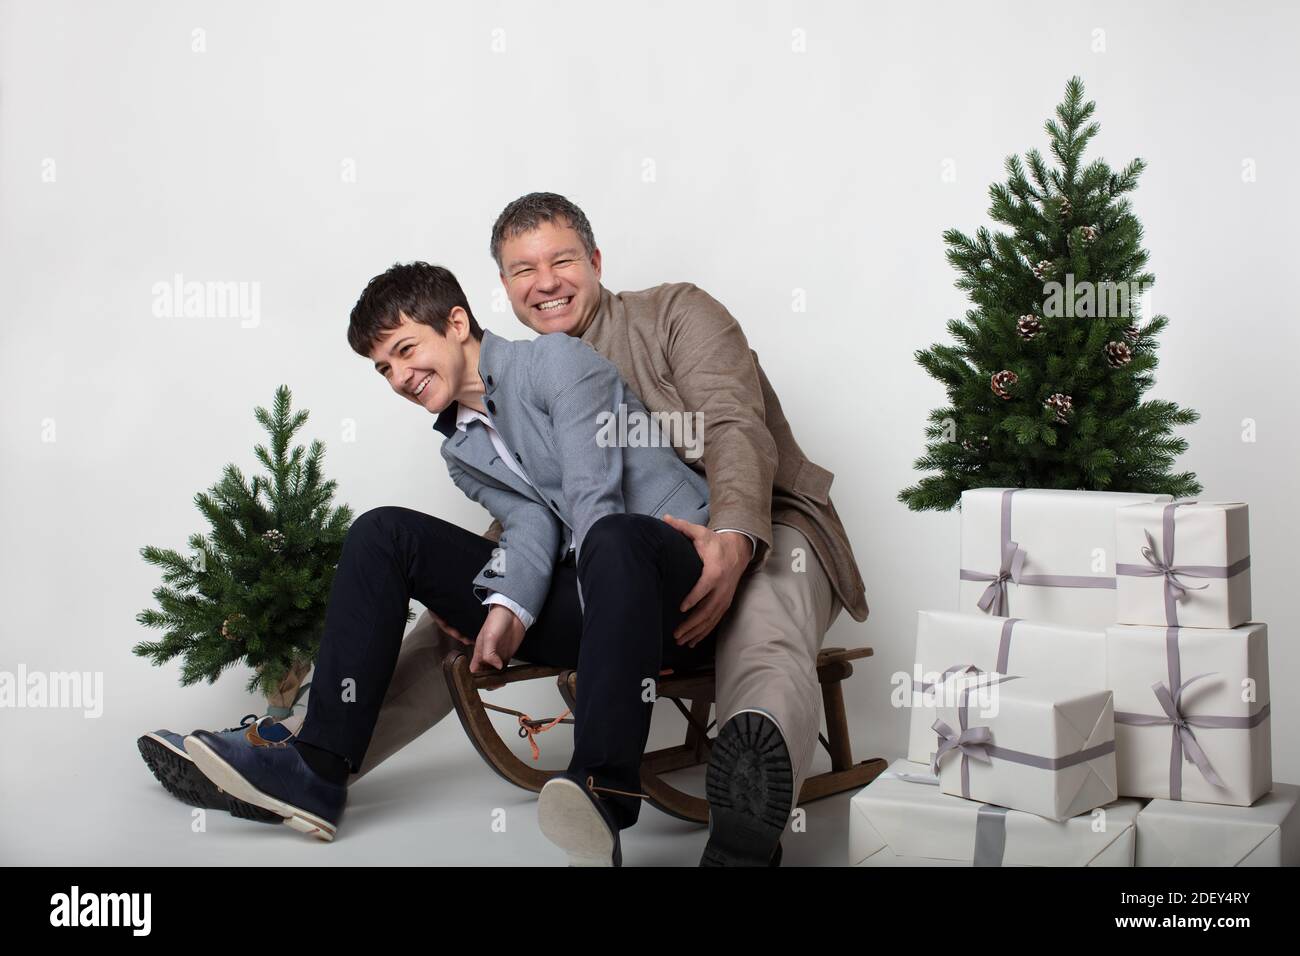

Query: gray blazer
[434,328,710,621]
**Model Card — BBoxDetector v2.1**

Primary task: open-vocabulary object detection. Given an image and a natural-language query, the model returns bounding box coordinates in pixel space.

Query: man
[141,193,868,866]
[354,194,868,864]
[184,262,719,864]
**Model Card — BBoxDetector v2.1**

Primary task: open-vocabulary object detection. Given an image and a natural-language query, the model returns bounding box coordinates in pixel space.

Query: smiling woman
[376,312,486,415]
[348,263,489,416]
[347,261,485,359]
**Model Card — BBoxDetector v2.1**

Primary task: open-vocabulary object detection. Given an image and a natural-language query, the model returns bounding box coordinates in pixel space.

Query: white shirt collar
[455,402,490,432]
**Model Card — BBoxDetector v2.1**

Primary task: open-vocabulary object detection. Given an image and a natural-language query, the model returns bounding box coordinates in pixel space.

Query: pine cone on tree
[1055,195,1073,221]
[1123,324,1141,343]
[1070,224,1099,251]
[221,613,244,642]
[1017,315,1041,339]
[991,370,1019,400]
[1045,393,1074,424]
[262,528,286,552]
[1105,341,1132,367]
[1032,259,1056,281]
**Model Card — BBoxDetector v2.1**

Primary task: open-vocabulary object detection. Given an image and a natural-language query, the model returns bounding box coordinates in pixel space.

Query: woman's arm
[443,453,564,626]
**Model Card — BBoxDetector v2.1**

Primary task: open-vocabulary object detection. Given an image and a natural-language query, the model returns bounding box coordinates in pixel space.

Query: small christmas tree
[134,385,366,714]
[899,76,1202,511]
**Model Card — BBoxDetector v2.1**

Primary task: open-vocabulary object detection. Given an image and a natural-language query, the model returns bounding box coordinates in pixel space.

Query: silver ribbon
[1114,626,1270,799]
[917,620,1019,701]
[974,805,1010,867]
[1115,501,1251,626]
[917,662,984,695]
[995,616,1017,674]
[960,489,1117,617]
[932,676,1117,799]
[929,719,994,788]
[930,675,1016,792]
[881,770,940,786]
[882,770,1010,866]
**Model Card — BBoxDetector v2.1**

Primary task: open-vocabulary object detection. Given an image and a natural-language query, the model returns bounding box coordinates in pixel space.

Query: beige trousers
[335,522,842,798]
[713,523,842,797]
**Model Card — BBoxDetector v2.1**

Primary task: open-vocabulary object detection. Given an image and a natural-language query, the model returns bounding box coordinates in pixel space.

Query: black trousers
[297,506,716,829]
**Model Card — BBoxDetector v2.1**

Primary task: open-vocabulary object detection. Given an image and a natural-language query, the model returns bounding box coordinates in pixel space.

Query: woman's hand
[469,603,527,672]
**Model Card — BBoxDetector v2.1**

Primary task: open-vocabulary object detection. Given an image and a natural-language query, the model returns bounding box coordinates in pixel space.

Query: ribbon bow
[1138,528,1211,604]
[1120,673,1226,793]
[970,539,1026,616]
[929,719,994,778]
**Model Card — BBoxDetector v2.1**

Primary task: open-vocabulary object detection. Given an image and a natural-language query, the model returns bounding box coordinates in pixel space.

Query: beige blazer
[487,282,868,622]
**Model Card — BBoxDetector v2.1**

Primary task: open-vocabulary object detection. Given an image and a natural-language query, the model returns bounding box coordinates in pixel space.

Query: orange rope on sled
[517,708,571,760]
[477,667,674,762]
[480,701,574,760]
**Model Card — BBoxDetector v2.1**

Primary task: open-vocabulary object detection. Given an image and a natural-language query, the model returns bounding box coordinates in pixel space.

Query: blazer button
[514,452,522,463]
[485,374,494,387]
[486,399,497,414]
[483,569,498,578]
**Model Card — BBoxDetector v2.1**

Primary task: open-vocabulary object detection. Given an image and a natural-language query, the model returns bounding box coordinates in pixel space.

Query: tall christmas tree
[134,385,365,713]
[899,76,1201,511]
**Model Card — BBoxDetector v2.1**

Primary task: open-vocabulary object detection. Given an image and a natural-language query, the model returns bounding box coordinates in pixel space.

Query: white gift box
[931,674,1117,821]
[1116,500,1252,629]
[1135,783,1300,866]
[959,487,1171,628]
[1106,623,1271,806]
[906,610,1106,765]
[849,760,1140,866]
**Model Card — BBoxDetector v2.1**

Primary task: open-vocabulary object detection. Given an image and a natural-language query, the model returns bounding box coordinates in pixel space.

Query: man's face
[498,219,603,337]
[369,309,472,414]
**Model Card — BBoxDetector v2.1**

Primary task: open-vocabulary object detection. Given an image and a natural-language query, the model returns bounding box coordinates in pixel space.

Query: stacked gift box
[850,488,1297,867]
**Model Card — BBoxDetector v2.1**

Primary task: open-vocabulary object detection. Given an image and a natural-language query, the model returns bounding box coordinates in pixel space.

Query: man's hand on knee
[662,515,751,648]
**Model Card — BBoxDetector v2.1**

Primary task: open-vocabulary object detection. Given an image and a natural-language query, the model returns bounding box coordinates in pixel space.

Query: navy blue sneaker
[137,715,293,822]
[183,729,346,841]
[701,710,793,867]
[537,773,623,867]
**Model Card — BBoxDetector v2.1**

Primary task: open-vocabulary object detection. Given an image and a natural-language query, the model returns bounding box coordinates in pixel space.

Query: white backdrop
[3,0,1297,864]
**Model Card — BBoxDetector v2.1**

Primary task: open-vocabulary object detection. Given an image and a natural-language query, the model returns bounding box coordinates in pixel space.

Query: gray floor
[0,701,858,866]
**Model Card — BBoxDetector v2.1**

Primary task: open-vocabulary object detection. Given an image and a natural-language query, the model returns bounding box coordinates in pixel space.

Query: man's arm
[715,527,757,560]
[662,284,778,565]
[654,284,779,645]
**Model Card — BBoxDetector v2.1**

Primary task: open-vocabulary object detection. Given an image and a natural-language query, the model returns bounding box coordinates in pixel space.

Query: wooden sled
[442,644,887,824]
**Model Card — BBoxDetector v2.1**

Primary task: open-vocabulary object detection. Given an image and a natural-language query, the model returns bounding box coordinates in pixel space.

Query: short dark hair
[347,262,483,357]
[490,192,598,269]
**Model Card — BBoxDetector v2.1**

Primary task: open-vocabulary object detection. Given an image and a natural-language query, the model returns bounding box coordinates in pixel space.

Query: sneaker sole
[537,778,618,867]
[183,734,338,842]
[702,711,793,867]
[137,733,281,823]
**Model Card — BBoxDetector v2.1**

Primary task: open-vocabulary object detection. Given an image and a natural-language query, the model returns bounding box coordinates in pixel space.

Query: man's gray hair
[490,192,598,269]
